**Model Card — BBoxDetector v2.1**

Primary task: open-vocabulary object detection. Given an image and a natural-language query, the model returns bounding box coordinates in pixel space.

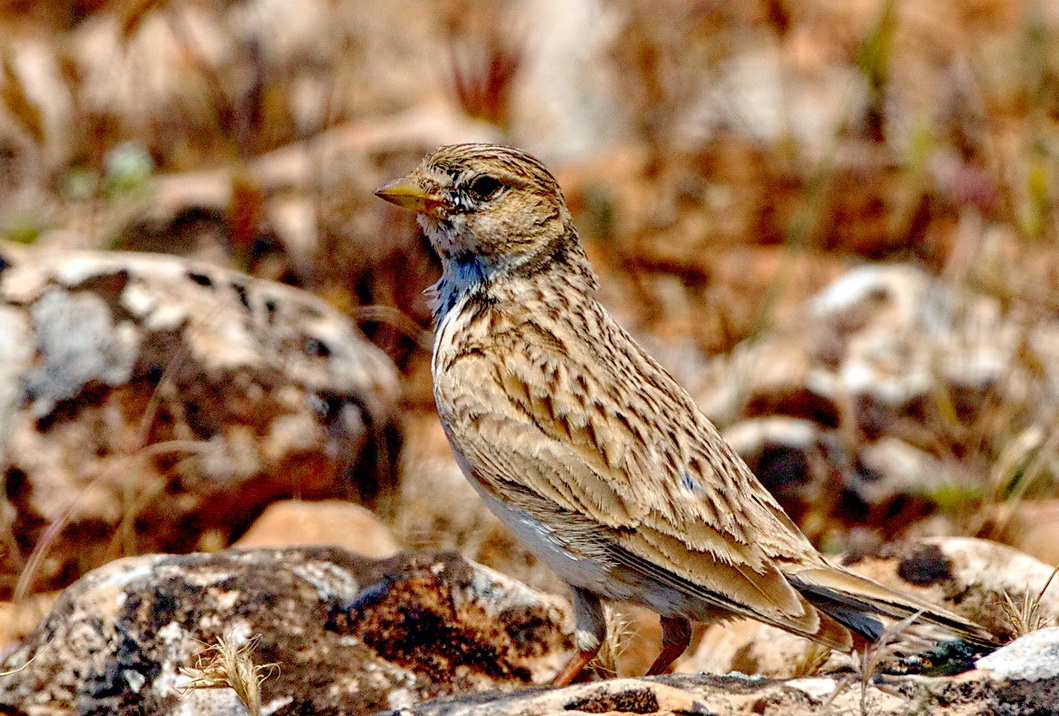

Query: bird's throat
[429,251,491,323]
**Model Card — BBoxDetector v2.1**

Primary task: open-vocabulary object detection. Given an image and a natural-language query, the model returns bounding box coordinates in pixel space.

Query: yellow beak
[374,177,448,215]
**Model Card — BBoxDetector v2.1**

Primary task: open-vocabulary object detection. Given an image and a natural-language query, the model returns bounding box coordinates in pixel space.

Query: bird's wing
[490,306,817,552]
[437,309,850,642]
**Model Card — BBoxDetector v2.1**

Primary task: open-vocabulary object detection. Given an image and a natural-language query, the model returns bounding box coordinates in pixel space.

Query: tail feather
[788,566,997,648]
[804,605,858,651]
[811,601,887,643]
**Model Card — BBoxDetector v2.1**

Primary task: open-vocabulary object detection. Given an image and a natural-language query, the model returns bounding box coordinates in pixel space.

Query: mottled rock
[233,499,401,558]
[978,627,1059,682]
[4,543,1057,716]
[686,537,1059,677]
[695,264,1059,544]
[0,549,572,716]
[383,667,1059,716]
[0,243,401,597]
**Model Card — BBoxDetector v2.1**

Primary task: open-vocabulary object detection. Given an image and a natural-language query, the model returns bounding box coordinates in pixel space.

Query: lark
[375,144,995,685]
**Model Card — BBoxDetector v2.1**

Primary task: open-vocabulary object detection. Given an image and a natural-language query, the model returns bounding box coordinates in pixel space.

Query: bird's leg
[646,615,691,676]
[552,587,605,686]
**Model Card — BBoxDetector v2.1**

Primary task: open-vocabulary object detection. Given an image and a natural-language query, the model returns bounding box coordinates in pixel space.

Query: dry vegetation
[180,633,279,716]
[0,0,1057,660]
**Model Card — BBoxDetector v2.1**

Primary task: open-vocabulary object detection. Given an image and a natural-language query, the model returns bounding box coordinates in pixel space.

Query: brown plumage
[375,143,995,685]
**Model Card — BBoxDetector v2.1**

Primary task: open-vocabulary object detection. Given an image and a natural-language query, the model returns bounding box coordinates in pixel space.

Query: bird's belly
[433,406,618,595]
[475,489,623,598]
[478,490,724,620]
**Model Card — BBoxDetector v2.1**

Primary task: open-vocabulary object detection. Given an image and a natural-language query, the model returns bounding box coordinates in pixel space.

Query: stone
[232,499,401,558]
[679,619,837,679]
[979,500,1059,567]
[0,549,572,716]
[4,544,1059,716]
[382,668,1059,716]
[720,417,838,541]
[977,627,1059,682]
[692,263,1059,545]
[0,242,401,598]
[845,438,952,536]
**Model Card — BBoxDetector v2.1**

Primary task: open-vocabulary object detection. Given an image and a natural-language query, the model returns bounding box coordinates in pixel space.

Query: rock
[684,537,1059,677]
[719,418,954,548]
[383,666,1059,716]
[977,627,1059,682]
[978,499,1059,567]
[679,619,837,679]
[232,499,401,558]
[693,263,1059,545]
[840,537,1059,641]
[845,438,952,535]
[0,243,401,598]
[0,549,572,716]
[720,417,839,541]
[5,543,1057,716]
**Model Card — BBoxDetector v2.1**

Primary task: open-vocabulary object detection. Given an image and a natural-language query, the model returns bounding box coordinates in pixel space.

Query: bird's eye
[467,174,502,201]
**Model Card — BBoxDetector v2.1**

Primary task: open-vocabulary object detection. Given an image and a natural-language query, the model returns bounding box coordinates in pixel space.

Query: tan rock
[233,499,400,558]
[678,620,837,678]
[0,591,59,653]
[980,500,1059,567]
[842,537,1059,641]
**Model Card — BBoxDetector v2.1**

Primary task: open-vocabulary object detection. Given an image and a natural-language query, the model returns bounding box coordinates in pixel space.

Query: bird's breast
[430,293,472,377]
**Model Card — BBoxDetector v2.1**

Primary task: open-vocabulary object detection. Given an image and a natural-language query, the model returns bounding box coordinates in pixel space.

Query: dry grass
[590,607,636,679]
[1001,563,1059,638]
[822,611,927,716]
[179,634,278,716]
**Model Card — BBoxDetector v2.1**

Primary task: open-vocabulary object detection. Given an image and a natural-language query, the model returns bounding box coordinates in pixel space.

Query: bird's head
[375,144,595,291]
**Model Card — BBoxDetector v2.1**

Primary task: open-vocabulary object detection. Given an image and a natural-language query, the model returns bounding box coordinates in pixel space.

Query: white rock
[977,627,1059,682]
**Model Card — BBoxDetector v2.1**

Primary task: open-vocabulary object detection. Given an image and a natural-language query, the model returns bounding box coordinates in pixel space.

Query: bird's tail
[788,565,997,648]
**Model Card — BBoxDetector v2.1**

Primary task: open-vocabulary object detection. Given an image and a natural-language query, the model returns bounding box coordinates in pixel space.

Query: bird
[374,143,996,685]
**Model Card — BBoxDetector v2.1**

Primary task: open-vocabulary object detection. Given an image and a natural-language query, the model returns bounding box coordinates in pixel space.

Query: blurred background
[1,0,1058,673]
